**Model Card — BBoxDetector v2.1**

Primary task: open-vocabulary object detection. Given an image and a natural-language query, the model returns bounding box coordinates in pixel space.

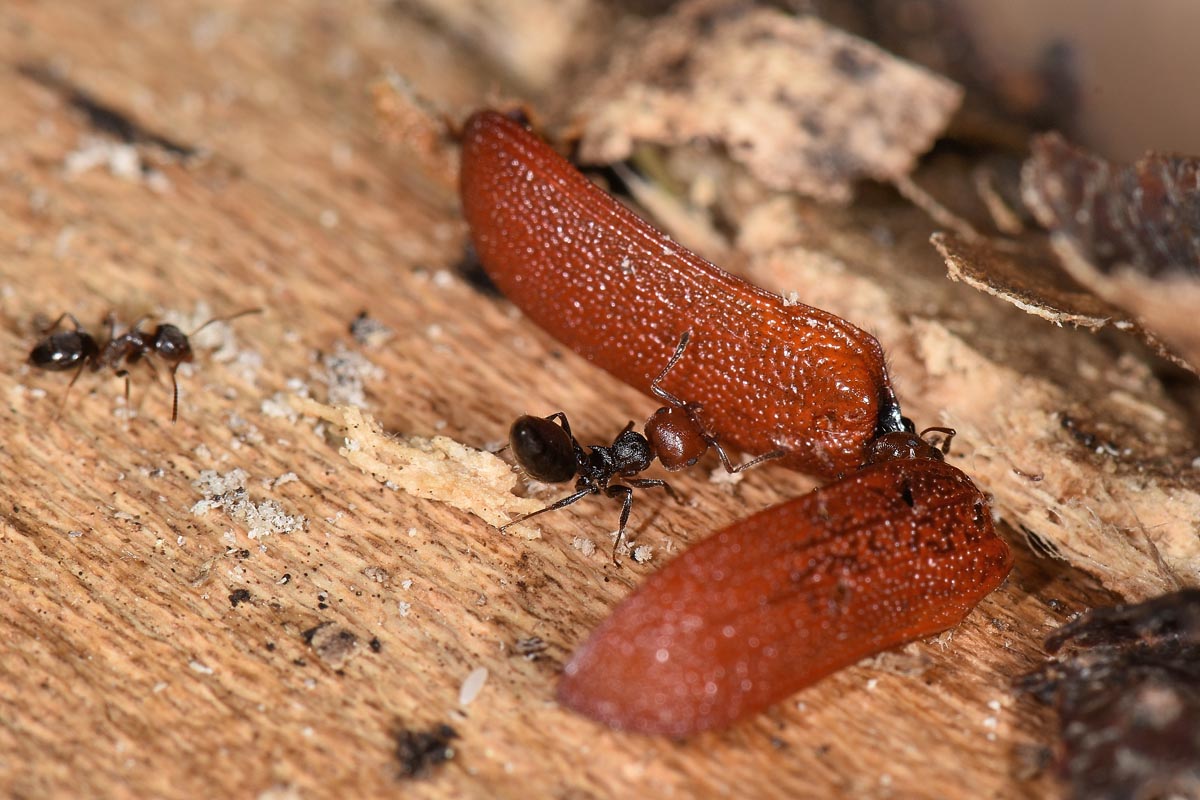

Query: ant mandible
[503,332,783,563]
[28,308,261,422]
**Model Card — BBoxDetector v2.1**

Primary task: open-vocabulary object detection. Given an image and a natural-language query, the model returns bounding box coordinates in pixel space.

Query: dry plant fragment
[908,318,1200,601]
[574,1,962,203]
[1021,133,1200,371]
[290,399,545,538]
[1023,133,1200,276]
[399,0,592,91]
[314,343,382,408]
[371,72,459,194]
[934,232,1197,375]
[1052,243,1200,374]
[935,231,1132,330]
[1020,590,1200,800]
[348,310,394,349]
[719,221,1200,602]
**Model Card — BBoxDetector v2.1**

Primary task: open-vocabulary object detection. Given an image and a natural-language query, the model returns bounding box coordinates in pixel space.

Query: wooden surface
[0,2,1179,799]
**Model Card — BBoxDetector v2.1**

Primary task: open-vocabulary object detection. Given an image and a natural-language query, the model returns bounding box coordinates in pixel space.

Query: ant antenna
[168,308,262,422]
[188,307,262,338]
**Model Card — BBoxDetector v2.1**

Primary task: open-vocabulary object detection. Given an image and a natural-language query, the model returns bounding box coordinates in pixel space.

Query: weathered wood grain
[0,2,1157,799]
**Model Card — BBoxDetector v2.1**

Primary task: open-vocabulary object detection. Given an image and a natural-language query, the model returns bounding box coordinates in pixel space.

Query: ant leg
[499,486,596,533]
[132,355,177,423]
[105,312,149,344]
[709,441,786,473]
[647,335,776,473]
[544,411,574,439]
[604,484,635,566]
[169,364,180,423]
[628,477,684,505]
[54,361,88,419]
[114,368,133,416]
[541,411,590,463]
[648,332,742,461]
[40,312,83,335]
[649,330,692,407]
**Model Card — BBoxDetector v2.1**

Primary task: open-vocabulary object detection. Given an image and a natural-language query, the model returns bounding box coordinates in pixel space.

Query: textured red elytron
[460,111,902,478]
[556,457,1013,736]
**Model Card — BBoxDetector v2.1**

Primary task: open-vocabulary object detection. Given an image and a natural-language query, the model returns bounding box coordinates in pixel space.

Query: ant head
[510,415,579,484]
[644,405,708,471]
[151,324,194,365]
[29,330,99,371]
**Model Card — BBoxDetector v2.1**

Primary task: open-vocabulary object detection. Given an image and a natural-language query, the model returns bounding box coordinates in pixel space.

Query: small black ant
[28,308,261,422]
[503,332,782,563]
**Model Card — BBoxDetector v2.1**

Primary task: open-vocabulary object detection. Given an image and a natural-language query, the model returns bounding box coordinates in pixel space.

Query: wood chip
[934,231,1197,374]
[574,1,962,202]
[290,399,546,538]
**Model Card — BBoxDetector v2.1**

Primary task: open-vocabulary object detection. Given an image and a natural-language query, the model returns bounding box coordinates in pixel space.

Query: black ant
[28,308,261,422]
[503,332,782,563]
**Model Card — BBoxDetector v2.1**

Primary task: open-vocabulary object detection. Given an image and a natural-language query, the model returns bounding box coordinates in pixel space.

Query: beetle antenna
[919,426,956,454]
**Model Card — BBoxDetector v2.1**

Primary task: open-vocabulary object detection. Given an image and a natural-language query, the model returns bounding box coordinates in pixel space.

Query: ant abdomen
[29,327,99,372]
[509,414,579,484]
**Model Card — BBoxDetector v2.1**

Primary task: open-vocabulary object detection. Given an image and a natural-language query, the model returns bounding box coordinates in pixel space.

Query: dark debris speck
[395,723,459,779]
